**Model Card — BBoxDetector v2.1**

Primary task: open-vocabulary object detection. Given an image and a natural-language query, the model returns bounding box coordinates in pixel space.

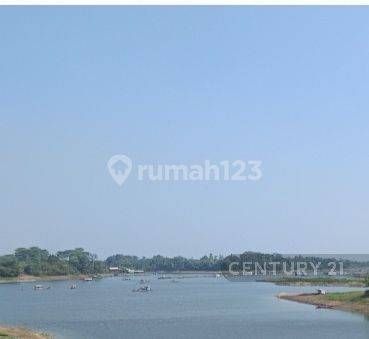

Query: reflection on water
[0,276,368,339]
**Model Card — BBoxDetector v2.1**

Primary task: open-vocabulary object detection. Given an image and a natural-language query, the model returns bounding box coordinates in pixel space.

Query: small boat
[316,304,333,309]
[158,275,171,280]
[70,284,77,289]
[140,279,150,284]
[33,284,43,290]
[122,277,131,281]
[171,279,179,283]
[84,277,93,281]
[132,285,152,292]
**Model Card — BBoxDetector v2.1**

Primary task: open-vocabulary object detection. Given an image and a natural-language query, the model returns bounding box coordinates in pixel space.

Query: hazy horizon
[1,7,369,258]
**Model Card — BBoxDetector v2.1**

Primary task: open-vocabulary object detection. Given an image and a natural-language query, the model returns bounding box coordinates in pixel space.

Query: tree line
[0,247,225,277]
[0,247,368,278]
[0,247,105,277]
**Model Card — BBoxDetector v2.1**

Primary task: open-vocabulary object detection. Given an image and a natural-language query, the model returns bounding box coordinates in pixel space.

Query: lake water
[0,275,368,338]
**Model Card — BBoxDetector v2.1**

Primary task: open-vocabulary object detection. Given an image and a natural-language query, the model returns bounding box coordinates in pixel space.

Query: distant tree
[0,255,20,277]
[364,274,369,287]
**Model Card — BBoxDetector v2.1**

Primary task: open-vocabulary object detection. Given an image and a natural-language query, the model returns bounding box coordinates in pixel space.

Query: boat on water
[158,275,172,280]
[132,285,152,292]
[316,304,333,309]
[84,277,93,281]
[140,279,150,284]
[33,284,43,290]
[122,277,131,281]
[70,284,77,289]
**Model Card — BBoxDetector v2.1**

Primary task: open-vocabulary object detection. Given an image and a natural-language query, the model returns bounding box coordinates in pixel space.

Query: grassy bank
[278,290,369,316]
[265,277,366,287]
[0,326,50,338]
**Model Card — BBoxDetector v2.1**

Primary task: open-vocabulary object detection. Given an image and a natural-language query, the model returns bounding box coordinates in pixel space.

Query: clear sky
[1,7,369,258]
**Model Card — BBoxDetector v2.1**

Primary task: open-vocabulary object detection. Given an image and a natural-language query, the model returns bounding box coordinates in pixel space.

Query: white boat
[132,285,152,292]
[158,275,171,280]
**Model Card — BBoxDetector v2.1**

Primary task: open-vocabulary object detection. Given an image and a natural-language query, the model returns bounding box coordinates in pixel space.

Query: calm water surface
[0,276,368,338]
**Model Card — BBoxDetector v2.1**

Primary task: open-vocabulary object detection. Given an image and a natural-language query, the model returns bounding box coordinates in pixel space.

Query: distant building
[109,267,120,271]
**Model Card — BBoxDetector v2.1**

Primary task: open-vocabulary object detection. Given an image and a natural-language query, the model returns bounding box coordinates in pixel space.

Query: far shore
[278,290,369,316]
[0,325,50,338]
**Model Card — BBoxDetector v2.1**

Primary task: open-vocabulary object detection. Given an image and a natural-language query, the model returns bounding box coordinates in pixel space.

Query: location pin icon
[107,155,132,186]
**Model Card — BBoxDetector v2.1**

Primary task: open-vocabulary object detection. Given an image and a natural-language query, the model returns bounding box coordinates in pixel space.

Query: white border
[1,0,368,5]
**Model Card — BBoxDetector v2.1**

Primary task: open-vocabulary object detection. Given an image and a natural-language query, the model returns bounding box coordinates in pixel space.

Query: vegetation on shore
[0,247,225,278]
[1,247,369,279]
[0,247,105,278]
[106,253,224,271]
[0,326,50,338]
[278,290,369,316]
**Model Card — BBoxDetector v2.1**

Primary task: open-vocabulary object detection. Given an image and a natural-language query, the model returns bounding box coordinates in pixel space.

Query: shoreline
[271,281,365,287]
[0,274,112,284]
[0,325,50,338]
[263,277,366,287]
[277,291,369,316]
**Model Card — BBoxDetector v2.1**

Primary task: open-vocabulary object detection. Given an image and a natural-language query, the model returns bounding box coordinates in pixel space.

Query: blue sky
[1,7,369,258]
